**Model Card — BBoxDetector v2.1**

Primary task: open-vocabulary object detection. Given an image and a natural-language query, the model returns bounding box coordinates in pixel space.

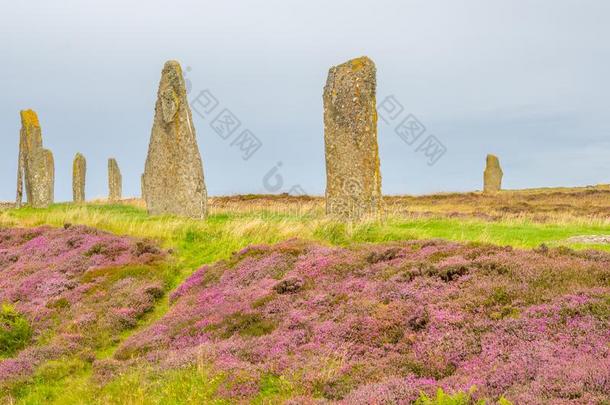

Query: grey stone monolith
[323,56,382,219]
[143,60,207,218]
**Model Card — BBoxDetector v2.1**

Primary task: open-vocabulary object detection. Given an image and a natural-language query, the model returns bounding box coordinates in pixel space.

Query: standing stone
[140,173,146,202]
[483,154,503,193]
[143,60,207,218]
[72,153,86,203]
[323,56,382,219]
[15,110,54,208]
[108,158,122,203]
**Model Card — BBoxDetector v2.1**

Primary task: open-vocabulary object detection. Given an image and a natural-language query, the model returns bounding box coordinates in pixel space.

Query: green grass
[2,204,609,267]
[414,388,513,405]
[0,304,33,357]
[10,358,229,405]
[0,202,608,404]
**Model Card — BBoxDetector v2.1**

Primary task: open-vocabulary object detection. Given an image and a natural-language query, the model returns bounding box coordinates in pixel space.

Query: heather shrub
[0,225,166,386]
[0,304,32,356]
[0,197,609,403]
[84,242,107,257]
[113,239,610,403]
[210,312,276,338]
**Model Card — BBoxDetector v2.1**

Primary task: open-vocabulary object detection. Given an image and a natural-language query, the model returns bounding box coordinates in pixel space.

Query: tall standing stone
[72,153,86,203]
[15,110,54,208]
[108,158,122,203]
[140,173,146,202]
[143,60,207,218]
[323,56,382,219]
[483,154,503,193]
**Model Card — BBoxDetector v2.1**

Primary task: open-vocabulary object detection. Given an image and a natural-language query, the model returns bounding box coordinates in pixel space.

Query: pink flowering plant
[113,239,610,403]
[0,225,166,384]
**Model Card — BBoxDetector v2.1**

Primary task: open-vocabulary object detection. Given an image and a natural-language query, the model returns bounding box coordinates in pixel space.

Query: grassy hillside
[0,188,608,404]
[109,239,609,404]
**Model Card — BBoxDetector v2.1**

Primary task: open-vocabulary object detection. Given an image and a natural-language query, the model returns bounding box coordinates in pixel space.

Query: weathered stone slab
[484,154,503,193]
[15,110,54,208]
[143,60,207,218]
[323,56,382,219]
[72,153,86,203]
[108,158,122,203]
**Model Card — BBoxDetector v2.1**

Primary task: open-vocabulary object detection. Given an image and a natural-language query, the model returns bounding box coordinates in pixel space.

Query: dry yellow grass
[3,184,608,225]
[204,185,610,226]
[1,185,608,256]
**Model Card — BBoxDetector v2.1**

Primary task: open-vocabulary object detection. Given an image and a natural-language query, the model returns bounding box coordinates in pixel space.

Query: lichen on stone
[323,56,382,219]
[20,109,40,128]
[15,109,54,208]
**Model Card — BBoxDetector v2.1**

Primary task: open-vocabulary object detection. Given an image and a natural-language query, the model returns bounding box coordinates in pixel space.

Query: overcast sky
[1,0,609,201]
